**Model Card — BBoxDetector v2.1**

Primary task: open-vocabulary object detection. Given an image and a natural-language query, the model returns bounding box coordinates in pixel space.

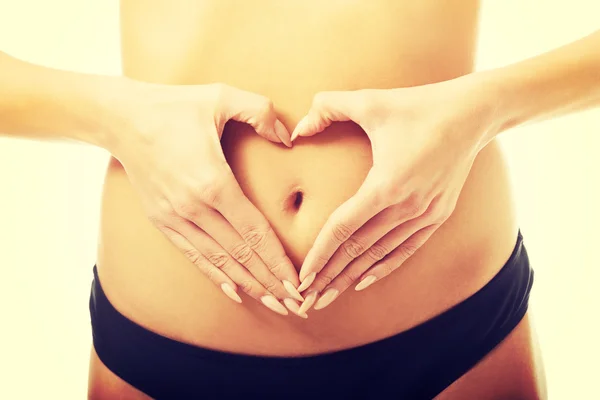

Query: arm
[478,29,600,146]
[0,51,126,151]
[0,51,303,315]
[290,29,600,312]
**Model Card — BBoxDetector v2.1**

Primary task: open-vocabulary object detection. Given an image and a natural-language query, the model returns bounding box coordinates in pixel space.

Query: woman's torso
[91,1,545,398]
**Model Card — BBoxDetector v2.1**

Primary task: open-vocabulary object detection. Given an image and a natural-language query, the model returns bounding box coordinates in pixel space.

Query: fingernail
[298,253,313,281]
[274,120,292,147]
[283,280,304,302]
[355,275,377,291]
[221,283,242,303]
[297,272,316,292]
[313,288,339,310]
[291,117,307,141]
[298,291,318,315]
[261,295,289,316]
[283,298,308,319]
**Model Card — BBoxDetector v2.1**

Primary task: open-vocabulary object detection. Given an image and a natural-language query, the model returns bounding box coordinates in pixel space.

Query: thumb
[291,91,360,141]
[220,85,291,147]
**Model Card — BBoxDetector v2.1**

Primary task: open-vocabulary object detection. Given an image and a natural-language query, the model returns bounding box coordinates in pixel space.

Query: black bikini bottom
[89,229,533,400]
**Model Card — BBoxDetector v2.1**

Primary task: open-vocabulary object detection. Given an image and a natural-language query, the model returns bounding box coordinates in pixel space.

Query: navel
[285,187,305,212]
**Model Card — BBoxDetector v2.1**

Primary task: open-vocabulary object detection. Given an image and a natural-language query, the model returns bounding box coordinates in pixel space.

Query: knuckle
[198,180,226,207]
[266,258,287,276]
[173,200,201,220]
[420,202,437,220]
[391,205,408,222]
[206,252,230,269]
[315,274,334,288]
[238,280,255,295]
[263,280,279,294]
[338,272,356,288]
[311,252,331,269]
[390,194,424,221]
[331,222,353,244]
[366,243,388,261]
[406,242,420,255]
[370,190,388,210]
[183,248,203,266]
[382,181,403,202]
[398,243,418,261]
[242,225,270,251]
[230,243,254,265]
[204,267,219,283]
[342,239,365,259]
[371,181,397,208]
[195,166,232,204]
[403,193,426,218]
[382,263,395,276]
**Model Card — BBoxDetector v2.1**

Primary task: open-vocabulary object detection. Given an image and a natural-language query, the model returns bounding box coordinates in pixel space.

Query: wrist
[468,67,521,140]
[465,29,600,144]
[0,55,137,149]
[73,74,141,153]
[444,70,508,152]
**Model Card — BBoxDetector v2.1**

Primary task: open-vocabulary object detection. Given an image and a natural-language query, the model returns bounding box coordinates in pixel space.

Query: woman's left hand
[292,74,499,313]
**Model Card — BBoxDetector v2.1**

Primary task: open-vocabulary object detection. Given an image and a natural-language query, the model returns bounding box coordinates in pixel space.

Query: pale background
[0,1,598,399]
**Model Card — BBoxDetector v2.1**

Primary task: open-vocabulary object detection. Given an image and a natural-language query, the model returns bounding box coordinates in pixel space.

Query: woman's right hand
[109,81,304,316]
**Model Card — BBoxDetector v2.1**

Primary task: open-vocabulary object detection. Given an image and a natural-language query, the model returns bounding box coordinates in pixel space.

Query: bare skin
[89,0,549,398]
[3,0,598,399]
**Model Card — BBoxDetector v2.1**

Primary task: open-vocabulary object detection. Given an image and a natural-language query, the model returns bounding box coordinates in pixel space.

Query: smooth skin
[294,29,600,313]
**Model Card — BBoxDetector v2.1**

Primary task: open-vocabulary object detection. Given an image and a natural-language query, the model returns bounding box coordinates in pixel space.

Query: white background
[0,1,599,399]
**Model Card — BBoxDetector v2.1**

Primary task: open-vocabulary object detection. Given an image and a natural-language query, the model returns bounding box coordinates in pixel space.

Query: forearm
[0,51,133,151]
[477,29,600,143]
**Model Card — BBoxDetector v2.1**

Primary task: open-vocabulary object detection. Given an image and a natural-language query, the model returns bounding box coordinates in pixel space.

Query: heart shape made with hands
[223,83,482,315]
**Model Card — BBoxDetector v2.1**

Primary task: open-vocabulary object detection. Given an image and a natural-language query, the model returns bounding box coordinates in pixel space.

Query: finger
[195,206,303,302]
[299,208,395,311]
[220,85,291,147]
[305,205,415,294]
[206,172,302,295]
[310,218,431,311]
[307,218,420,312]
[354,223,440,291]
[158,225,241,303]
[297,200,385,316]
[168,218,289,316]
[291,90,362,141]
[307,193,434,295]
[298,174,382,287]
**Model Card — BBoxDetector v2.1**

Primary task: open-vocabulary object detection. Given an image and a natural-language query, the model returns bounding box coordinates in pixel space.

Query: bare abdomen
[95,0,520,356]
